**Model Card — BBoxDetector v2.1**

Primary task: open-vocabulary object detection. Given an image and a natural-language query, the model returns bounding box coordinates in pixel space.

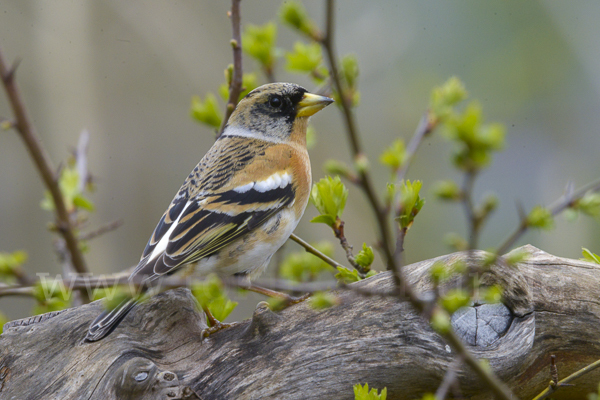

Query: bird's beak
[296,93,334,117]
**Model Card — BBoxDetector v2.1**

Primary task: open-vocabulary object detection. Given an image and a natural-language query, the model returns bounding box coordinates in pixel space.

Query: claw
[202,306,235,338]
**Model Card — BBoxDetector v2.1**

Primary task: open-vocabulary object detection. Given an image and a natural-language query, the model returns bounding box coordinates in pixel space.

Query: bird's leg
[201,306,236,338]
[246,284,310,305]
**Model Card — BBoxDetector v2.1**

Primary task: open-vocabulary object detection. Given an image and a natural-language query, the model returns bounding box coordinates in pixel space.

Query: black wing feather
[134,182,295,280]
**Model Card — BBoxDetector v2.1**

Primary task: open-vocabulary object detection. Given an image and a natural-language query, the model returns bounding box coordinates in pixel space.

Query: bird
[85,82,333,341]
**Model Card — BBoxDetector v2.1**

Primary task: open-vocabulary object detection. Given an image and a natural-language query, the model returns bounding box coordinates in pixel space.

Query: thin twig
[264,68,276,84]
[391,113,435,263]
[531,356,600,400]
[79,219,124,241]
[0,47,90,301]
[444,329,515,400]
[0,286,35,297]
[0,271,340,300]
[393,227,407,266]
[332,219,367,274]
[319,3,516,399]
[289,233,345,270]
[546,178,600,216]
[462,170,479,250]
[233,277,338,294]
[320,0,394,263]
[435,357,463,400]
[497,178,600,254]
[395,112,435,184]
[386,255,514,399]
[0,269,404,301]
[217,0,243,137]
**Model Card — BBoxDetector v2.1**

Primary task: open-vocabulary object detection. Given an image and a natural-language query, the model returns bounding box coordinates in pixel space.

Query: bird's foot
[246,284,310,304]
[287,293,310,305]
[202,320,235,338]
[202,307,236,338]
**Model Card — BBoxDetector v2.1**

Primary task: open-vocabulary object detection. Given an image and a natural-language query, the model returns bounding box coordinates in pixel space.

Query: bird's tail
[85,298,138,342]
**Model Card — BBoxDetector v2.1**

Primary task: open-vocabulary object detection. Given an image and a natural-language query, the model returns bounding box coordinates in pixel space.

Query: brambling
[86,83,333,341]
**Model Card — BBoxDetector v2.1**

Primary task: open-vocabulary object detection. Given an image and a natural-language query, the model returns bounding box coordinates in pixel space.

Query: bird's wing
[131,136,296,282]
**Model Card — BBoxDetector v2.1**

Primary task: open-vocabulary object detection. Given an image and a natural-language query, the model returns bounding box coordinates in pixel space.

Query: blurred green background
[1,1,599,321]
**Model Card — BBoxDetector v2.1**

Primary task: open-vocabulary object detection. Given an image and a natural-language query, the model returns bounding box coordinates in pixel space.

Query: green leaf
[40,191,55,211]
[341,54,359,91]
[353,383,387,400]
[32,278,72,315]
[526,206,555,230]
[354,153,369,173]
[309,292,339,310]
[379,139,407,172]
[430,308,451,333]
[574,193,600,217]
[482,251,498,269]
[335,266,376,284]
[444,232,468,251]
[429,76,467,122]
[564,208,579,222]
[219,72,259,102]
[433,180,461,201]
[267,297,288,312]
[582,248,600,265]
[41,165,94,213]
[323,160,350,177]
[481,194,499,215]
[207,295,238,322]
[309,215,336,226]
[335,267,361,284]
[503,248,530,266]
[355,243,375,269]
[479,122,505,151]
[73,194,95,211]
[60,167,80,208]
[385,183,398,205]
[33,279,70,303]
[242,22,278,70]
[220,64,235,100]
[240,73,260,99]
[279,241,335,282]
[0,250,27,279]
[279,1,317,38]
[429,261,466,283]
[310,176,349,227]
[191,274,238,326]
[480,285,503,304]
[192,274,224,309]
[396,180,425,229]
[190,93,223,129]
[442,101,505,171]
[285,41,322,73]
[440,288,470,313]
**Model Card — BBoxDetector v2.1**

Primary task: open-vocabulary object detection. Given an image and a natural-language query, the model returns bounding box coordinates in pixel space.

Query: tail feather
[85,298,138,342]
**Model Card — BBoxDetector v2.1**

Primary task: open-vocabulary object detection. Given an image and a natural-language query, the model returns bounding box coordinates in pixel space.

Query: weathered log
[1,245,599,399]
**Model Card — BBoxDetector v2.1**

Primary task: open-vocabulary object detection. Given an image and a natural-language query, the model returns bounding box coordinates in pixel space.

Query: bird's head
[223,82,333,143]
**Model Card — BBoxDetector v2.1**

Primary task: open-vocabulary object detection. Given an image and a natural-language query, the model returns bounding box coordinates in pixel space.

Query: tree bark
[1,245,599,400]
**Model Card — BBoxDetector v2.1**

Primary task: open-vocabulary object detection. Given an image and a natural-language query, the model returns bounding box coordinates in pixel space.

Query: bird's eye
[269,96,283,109]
